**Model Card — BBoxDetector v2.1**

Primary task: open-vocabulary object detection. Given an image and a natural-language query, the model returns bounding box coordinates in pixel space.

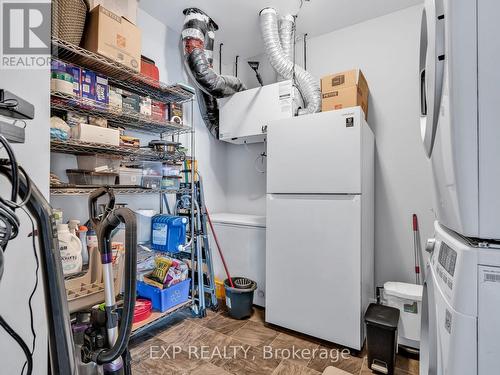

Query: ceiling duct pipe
[278,15,294,80]
[260,8,321,115]
[182,8,246,138]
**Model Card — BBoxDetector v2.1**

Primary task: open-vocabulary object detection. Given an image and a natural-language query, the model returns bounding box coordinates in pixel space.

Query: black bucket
[224,277,257,319]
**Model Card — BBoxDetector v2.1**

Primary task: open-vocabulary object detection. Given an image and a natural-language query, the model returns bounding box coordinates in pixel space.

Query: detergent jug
[151,215,188,253]
[57,223,83,276]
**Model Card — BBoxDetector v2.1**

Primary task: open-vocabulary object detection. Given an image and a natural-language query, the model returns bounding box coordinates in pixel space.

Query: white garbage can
[383,281,423,349]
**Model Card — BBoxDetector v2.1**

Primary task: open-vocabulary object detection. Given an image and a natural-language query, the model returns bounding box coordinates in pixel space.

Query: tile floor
[129,306,419,375]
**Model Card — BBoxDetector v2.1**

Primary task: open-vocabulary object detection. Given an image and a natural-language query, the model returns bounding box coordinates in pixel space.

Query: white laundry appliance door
[266,193,363,349]
[419,0,445,157]
[421,0,480,237]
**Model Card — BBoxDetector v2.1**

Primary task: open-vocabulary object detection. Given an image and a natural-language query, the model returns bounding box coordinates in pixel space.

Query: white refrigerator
[265,107,374,350]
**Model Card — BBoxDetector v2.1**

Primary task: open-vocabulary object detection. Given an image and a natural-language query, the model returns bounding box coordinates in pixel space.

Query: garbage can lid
[364,303,400,330]
[384,281,423,301]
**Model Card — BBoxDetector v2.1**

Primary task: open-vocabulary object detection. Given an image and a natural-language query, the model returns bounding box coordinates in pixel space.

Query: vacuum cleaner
[0,139,137,374]
[76,186,137,375]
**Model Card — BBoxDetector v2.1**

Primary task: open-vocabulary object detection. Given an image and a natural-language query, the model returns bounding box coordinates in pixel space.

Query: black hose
[95,208,137,365]
[0,315,33,375]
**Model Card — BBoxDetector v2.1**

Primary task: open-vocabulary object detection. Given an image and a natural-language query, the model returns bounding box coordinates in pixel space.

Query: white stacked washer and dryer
[419,0,500,374]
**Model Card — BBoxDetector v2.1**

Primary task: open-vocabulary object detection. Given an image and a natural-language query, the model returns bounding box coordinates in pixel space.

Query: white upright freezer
[265,107,374,350]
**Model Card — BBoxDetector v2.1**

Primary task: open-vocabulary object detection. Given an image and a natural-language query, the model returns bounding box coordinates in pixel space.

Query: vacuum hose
[93,208,137,366]
[260,8,321,115]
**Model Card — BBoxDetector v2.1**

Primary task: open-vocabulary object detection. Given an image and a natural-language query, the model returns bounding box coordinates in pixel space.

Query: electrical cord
[0,98,19,109]
[20,206,38,375]
[0,135,35,375]
[0,315,32,374]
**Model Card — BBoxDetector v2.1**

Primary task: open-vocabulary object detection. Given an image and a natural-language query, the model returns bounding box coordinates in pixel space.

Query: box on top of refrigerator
[321,69,369,117]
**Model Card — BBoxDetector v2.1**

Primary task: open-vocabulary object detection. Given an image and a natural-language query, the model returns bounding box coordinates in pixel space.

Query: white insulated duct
[260,8,321,115]
[278,15,294,77]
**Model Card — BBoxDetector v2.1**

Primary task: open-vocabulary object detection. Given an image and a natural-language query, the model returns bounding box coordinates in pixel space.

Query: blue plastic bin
[136,279,191,312]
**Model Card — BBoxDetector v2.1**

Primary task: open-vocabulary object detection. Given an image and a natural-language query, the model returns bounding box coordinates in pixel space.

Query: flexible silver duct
[260,8,321,114]
[278,14,305,112]
[182,8,246,138]
[278,15,294,78]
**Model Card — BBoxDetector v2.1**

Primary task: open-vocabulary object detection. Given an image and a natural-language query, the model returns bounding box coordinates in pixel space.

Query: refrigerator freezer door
[266,193,363,349]
[267,108,364,194]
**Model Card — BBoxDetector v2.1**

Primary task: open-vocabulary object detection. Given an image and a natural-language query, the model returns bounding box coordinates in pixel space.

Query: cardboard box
[71,123,120,146]
[81,69,96,100]
[95,74,109,104]
[67,65,81,97]
[321,69,369,116]
[168,103,183,124]
[82,5,141,72]
[86,0,138,24]
[122,90,140,113]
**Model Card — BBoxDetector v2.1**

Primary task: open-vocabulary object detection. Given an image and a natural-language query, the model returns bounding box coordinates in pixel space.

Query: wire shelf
[51,37,195,104]
[50,186,191,196]
[50,139,186,162]
[51,91,192,135]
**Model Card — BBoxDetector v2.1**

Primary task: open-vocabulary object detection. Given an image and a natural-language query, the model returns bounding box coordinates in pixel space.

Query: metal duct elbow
[260,8,321,115]
[182,8,246,138]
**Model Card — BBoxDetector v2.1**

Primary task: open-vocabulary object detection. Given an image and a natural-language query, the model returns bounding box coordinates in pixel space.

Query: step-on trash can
[364,303,400,375]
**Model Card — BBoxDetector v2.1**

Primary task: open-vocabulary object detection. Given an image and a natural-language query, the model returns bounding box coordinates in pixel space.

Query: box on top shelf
[86,0,138,25]
[321,69,369,117]
[81,5,141,72]
[141,56,160,82]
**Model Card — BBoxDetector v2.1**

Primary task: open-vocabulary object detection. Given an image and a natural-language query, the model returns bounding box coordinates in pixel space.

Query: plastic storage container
[66,169,117,185]
[142,175,162,189]
[118,167,143,186]
[161,176,181,190]
[151,215,188,253]
[134,209,156,244]
[76,155,120,172]
[136,278,191,312]
[64,246,125,313]
[383,281,423,349]
[364,303,400,375]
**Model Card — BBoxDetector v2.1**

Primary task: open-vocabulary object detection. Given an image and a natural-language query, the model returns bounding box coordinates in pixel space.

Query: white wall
[220,5,435,285]
[0,71,49,373]
[306,5,434,286]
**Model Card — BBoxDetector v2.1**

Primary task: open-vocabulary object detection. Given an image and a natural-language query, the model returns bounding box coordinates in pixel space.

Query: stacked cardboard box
[321,69,369,117]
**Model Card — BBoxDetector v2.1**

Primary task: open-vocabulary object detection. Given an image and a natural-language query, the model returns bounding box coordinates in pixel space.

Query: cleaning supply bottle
[57,224,83,276]
[151,214,188,253]
[78,225,89,266]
